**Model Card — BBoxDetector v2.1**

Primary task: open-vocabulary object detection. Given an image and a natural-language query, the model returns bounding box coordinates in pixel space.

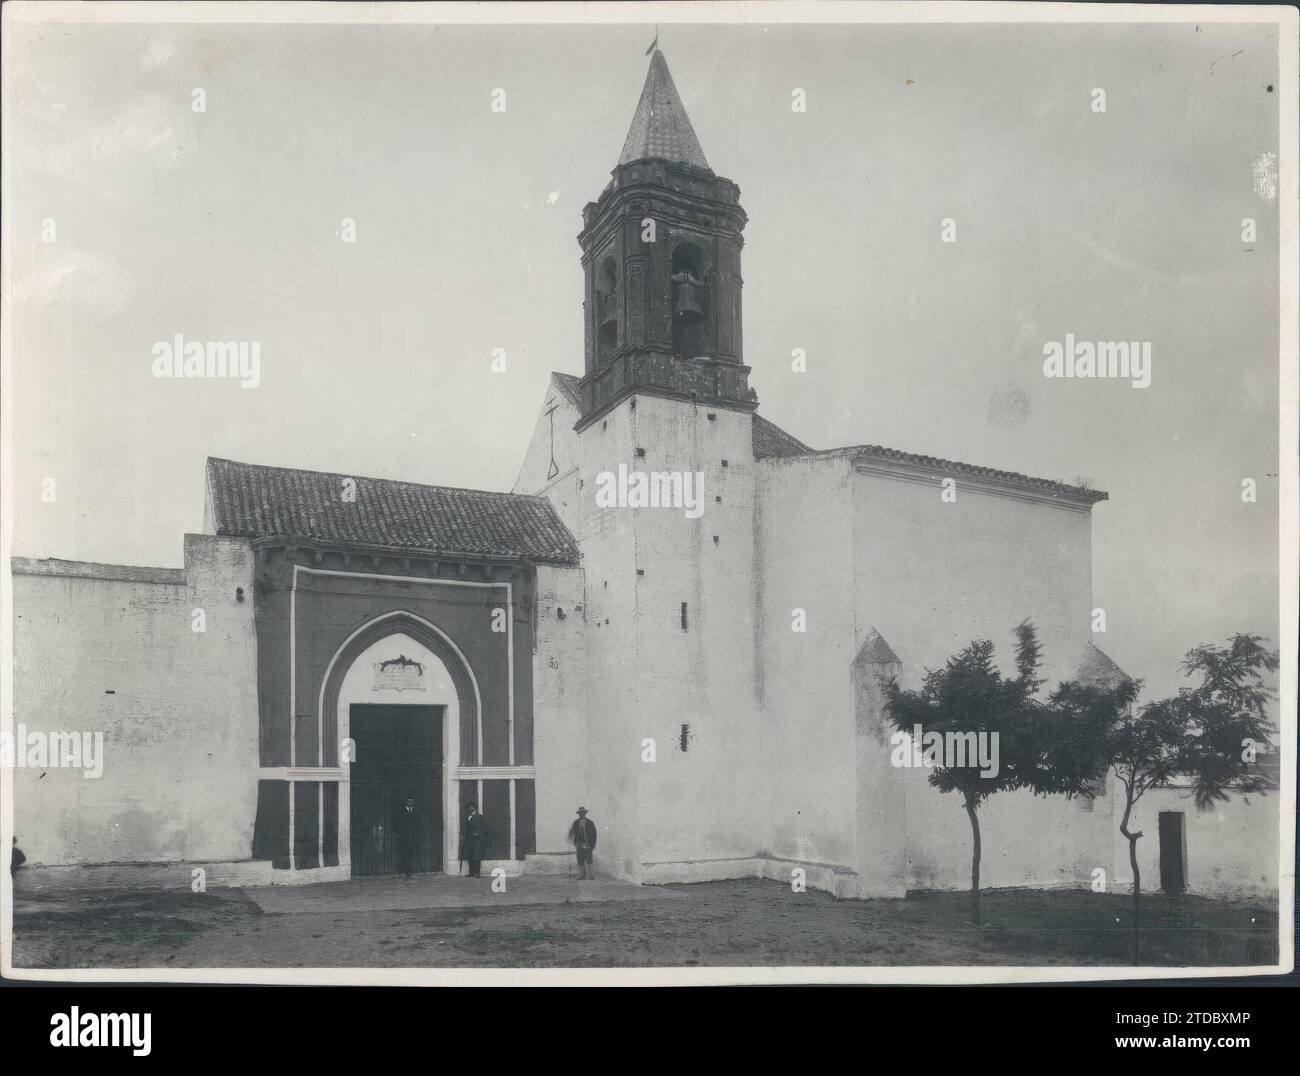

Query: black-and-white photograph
[1,0,1295,996]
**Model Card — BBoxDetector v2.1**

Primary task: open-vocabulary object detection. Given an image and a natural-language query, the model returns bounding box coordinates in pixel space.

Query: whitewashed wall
[512,374,582,537]
[531,564,589,854]
[575,394,764,877]
[849,465,1113,892]
[1113,783,1279,898]
[10,534,260,866]
[753,453,860,871]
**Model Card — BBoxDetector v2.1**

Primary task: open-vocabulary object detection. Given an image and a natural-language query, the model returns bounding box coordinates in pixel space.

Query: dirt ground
[9,879,1278,970]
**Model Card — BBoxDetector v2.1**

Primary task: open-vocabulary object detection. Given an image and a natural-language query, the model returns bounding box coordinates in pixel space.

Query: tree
[1048,674,1141,952]
[1055,633,1279,962]
[883,622,1091,925]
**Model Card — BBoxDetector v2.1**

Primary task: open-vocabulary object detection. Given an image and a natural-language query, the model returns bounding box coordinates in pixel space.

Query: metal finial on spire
[645,26,660,56]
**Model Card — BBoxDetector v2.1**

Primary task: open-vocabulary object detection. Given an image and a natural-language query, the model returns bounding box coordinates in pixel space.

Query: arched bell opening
[671,243,708,357]
[596,256,619,364]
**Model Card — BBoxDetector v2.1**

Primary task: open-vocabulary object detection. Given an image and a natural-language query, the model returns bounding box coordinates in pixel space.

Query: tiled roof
[753,413,813,459]
[845,443,1108,504]
[618,50,711,171]
[750,416,1105,503]
[206,458,580,565]
[784,442,1105,503]
[551,371,582,408]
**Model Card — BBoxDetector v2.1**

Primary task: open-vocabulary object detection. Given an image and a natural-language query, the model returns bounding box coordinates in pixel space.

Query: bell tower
[576,49,756,430]
[571,48,763,881]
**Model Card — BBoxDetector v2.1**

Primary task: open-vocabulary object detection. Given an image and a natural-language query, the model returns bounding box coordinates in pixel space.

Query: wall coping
[852,452,1105,512]
[10,557,186,585]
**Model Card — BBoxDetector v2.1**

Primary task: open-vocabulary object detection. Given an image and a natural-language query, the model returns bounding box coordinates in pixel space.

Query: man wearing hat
[567,807,598,880]
[459,801,488,878]
[394,795,421,879]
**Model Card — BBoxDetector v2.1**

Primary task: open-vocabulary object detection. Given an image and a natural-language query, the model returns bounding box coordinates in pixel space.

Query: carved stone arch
[319,610,481,767]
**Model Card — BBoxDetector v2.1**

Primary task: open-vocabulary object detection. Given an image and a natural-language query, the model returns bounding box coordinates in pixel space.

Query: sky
[3,15,1284,698]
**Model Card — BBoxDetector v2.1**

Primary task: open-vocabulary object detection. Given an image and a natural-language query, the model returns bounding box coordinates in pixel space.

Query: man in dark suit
[394,796,420,878]
[459,801,487,878]
[567,806,598,880]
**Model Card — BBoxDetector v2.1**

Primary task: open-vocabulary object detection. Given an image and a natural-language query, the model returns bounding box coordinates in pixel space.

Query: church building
[10,50,1277,900]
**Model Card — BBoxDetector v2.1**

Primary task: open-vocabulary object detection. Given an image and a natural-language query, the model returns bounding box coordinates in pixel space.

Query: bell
[673,280,705,324]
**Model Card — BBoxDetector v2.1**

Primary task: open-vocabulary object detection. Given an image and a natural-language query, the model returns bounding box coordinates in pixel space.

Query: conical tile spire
[618,49,711,172]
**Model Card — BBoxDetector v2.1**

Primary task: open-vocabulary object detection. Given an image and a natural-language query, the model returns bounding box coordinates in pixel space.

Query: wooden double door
[349,704,443,876]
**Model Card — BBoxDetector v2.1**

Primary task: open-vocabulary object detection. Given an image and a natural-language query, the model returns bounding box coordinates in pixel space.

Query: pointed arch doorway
[321,611,481,877]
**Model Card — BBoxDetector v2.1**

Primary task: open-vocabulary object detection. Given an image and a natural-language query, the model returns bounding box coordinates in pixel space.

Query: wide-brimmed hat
[576,807,587,814]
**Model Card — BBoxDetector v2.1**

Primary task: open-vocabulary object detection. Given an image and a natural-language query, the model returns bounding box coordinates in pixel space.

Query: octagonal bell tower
[576,49,756,431]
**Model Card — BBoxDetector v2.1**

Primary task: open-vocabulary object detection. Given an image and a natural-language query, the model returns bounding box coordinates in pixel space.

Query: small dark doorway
[1158,811,1186,894]
[349,704,443,876]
